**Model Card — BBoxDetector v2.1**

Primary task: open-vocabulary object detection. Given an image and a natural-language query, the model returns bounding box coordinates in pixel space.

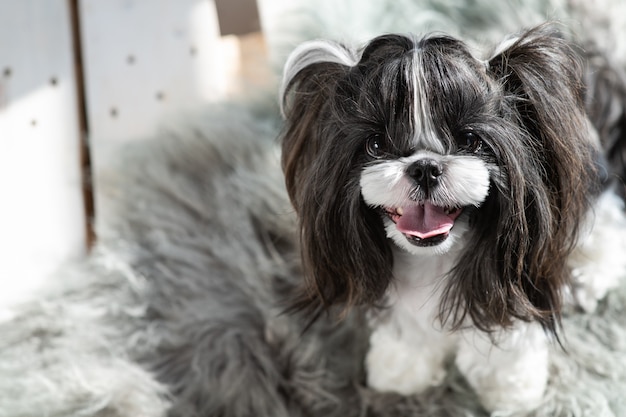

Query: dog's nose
[407,159,443,189]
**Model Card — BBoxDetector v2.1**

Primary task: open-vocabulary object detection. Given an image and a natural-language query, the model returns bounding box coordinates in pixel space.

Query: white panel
[79,0,228,168]
[0,0,86,312]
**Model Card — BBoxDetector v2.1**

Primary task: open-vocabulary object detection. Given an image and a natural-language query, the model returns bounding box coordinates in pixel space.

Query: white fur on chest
[366,250,459,394]
[390,250,452,312]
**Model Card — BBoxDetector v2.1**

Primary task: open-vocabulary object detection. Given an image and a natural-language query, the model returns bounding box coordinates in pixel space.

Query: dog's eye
[459,132,483,153]
[365,135,387,159]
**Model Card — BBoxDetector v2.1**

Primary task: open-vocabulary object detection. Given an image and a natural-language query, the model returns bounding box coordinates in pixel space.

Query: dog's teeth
[396,207,404,216]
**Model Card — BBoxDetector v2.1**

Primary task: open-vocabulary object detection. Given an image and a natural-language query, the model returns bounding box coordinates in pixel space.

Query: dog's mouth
[383,203,463,246]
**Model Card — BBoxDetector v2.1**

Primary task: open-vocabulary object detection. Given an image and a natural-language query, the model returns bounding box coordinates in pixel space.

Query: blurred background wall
[0,0,287,312]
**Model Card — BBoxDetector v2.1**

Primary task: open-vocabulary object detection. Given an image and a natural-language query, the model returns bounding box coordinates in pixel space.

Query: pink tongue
[396,203,456,239]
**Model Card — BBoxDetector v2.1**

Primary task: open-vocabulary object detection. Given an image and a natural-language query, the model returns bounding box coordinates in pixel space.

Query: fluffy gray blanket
[2,1,626,416]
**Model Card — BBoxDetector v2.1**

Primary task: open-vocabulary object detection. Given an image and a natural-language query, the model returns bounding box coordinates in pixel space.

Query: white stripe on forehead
[409,43,446,154]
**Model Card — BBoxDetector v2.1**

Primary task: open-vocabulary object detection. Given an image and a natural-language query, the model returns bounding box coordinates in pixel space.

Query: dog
[279,23,626,414]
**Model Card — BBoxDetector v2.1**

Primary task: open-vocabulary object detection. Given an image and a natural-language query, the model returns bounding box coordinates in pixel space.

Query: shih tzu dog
[279,24,626,414]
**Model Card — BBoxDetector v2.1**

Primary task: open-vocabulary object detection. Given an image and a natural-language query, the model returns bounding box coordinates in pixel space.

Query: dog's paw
[463,363,548,415]
[567,190,626,313]
[366,327,448,395]
[456,324,548,415]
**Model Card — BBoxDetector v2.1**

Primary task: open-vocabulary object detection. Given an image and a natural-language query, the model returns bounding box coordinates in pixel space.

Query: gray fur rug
[2,1,626,416]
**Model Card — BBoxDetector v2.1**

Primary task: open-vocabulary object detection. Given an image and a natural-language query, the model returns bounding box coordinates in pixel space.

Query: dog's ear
[280,40,358,205]
[445,25,600,334]
[280,40,394,318]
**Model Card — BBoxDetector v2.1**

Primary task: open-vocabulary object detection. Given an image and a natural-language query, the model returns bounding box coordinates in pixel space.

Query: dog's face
[360,143,488,256]
[280,26,599,332]
[354,35,498,255]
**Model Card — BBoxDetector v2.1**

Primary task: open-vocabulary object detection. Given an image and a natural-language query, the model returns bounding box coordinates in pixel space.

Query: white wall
[0,0,275,314]
[0,0,86,311]
[79,0,230,166]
